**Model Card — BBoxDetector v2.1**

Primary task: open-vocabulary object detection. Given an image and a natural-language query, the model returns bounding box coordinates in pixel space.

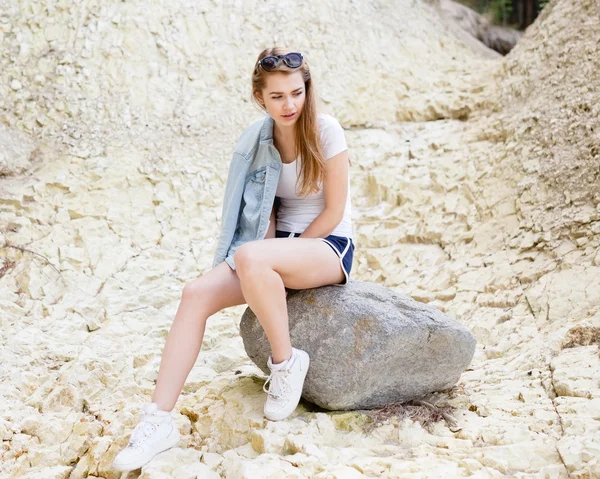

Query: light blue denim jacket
[212,115,282,270]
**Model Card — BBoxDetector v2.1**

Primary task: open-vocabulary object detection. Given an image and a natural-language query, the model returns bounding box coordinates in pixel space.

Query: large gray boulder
[240,280,476,410]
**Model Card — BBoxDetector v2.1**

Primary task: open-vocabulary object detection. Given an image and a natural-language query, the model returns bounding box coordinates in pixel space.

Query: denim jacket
[212,115,282,270]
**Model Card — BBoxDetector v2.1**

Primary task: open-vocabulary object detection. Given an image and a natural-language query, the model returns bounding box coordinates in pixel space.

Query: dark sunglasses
[257,52,303,72]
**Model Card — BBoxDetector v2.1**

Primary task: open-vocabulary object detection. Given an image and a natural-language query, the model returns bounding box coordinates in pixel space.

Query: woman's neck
[273,121,296,150]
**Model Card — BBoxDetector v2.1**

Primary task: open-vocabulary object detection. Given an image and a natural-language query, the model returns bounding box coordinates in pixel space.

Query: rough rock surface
[439,0,522,55]
[241,281,477,410]
[0,124,36,176]
[0,0,598,477]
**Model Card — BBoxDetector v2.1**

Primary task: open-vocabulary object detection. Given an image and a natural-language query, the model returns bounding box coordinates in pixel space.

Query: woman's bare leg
[234,238,344,364]
[151,261,245,411]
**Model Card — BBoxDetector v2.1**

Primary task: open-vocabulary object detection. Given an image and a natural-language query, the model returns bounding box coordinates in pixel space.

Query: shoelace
[128,419,157,448]
[263,354,298,400]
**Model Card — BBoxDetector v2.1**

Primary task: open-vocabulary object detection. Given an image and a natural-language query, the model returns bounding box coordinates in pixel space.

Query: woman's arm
[299,149,349,239]
[264,203,277,239]
[212,152,250,268]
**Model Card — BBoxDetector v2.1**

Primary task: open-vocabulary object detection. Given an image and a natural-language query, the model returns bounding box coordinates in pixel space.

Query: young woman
[113,47,355,472]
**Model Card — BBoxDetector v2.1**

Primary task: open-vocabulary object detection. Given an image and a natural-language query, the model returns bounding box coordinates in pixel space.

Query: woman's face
[256,71,306,126]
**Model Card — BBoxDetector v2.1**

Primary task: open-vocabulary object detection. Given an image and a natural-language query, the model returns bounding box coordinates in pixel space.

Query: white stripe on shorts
[319,236,351,286]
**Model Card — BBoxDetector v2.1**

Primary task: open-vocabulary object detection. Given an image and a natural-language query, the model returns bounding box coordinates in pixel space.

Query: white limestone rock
[0,124,36,175]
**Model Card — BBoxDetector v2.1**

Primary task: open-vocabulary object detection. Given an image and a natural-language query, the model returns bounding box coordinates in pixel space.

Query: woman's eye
[271,93,301,99]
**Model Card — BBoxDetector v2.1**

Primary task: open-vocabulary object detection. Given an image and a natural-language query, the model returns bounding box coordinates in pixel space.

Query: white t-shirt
[275,113,353,238]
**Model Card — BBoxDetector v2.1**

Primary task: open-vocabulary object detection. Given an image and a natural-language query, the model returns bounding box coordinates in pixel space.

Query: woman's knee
[181,277,219,316]
[180,266,245,316]
[182,278,209,301]
[234,242,266,276]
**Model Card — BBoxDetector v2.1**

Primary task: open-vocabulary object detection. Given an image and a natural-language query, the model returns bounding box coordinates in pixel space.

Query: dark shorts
[275,230,355,285]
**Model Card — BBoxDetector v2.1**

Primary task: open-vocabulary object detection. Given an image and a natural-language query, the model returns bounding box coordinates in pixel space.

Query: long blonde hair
[251,47,325,197]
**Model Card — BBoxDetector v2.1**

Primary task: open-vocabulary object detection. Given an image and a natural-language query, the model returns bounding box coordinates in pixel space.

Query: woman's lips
[282,112,296,119]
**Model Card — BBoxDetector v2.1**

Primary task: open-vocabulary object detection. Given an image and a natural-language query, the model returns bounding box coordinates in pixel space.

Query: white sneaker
[112,403,180,472]
[263,348,310,421]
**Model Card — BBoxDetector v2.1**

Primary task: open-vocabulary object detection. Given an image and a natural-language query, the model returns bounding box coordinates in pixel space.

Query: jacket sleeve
[212,152,248,268]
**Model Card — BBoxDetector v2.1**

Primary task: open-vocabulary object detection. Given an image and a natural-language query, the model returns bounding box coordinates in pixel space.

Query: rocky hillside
[1,0,598,477]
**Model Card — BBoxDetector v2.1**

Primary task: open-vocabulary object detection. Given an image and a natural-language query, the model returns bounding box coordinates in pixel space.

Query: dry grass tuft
[562,325,600,349]
[0,259,16,279]
[361,398,460,434]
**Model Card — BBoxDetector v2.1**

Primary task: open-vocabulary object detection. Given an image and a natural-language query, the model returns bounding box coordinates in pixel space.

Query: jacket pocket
[242,166,267,219]
[251,167,266,180]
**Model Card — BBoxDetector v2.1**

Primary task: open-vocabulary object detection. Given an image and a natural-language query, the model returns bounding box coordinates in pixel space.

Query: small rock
[10,79,22,90]
[592,249,600,266]
[0,124,36,176]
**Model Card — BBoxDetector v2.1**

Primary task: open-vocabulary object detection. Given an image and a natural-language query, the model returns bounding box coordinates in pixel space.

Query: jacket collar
[259,115,274,145]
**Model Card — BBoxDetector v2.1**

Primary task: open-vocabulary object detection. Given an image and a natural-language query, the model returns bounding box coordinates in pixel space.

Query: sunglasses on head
[257,52,303,72]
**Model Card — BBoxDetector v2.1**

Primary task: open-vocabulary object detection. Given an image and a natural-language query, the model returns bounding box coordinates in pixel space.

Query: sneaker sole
[112,427,180,472]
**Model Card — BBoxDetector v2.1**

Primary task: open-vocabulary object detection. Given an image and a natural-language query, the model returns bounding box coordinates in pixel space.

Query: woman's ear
[254,91,265,106]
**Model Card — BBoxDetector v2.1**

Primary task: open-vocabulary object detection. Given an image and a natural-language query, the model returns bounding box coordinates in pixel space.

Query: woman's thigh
[234,238,345,290]
[183,261,246,317]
